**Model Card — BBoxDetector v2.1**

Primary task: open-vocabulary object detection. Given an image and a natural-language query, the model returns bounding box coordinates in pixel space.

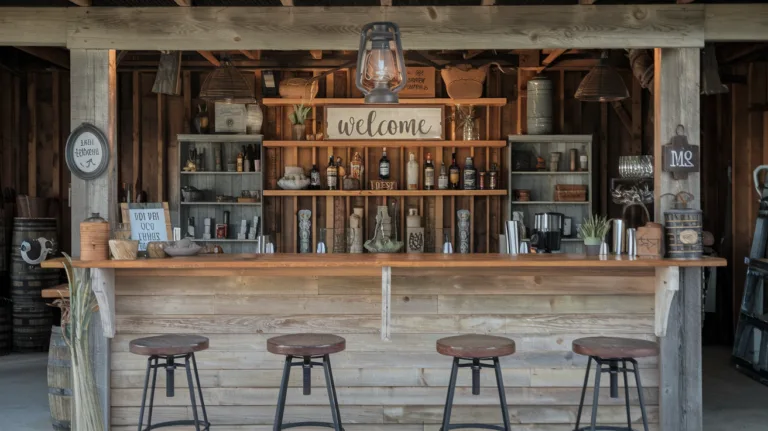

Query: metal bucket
[527,76,553,135]
[664,209,703,258]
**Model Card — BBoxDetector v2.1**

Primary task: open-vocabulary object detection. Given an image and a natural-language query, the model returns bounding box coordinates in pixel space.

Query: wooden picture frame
[120,202,173,241]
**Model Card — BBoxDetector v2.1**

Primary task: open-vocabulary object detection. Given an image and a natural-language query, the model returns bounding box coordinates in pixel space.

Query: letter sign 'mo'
[662,125,699,180]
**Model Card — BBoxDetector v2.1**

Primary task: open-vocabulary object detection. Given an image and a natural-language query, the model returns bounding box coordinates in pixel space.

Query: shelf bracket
[92,268,116,338]
[381,266,392,341]
[655,266,680,337]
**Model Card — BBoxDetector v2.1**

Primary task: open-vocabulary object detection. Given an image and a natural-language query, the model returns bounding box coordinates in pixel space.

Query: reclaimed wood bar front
[44,255,724,431]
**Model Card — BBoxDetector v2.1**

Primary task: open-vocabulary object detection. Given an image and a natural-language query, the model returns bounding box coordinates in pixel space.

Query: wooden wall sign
[65,122,110,180]
[215,103,247,133]
[400,67,436,98]
[120,202,172,251]
[662,125,699,180]
[325,106,444,140]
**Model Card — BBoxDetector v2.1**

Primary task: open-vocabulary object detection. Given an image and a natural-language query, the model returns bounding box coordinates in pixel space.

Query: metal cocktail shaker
[611,219,626,254]
[627,228,637,257]
[504,220,521,256]
[442,232,454,254]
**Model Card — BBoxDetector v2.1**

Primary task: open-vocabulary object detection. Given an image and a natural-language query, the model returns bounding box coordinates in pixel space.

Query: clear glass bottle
[438,162,449,190]
[326,156,338,191]
[407,152,419,190]
[310,164,321,190]
[379,147,391,180]
[449,152,461,190]
[424,153,435,190]
[463,156,476,190]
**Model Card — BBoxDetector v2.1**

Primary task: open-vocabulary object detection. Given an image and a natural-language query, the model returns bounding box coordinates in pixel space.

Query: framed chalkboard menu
[120,202,172,251]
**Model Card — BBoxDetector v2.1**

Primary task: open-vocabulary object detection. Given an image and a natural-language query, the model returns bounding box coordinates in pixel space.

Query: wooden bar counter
[43,254,724,431]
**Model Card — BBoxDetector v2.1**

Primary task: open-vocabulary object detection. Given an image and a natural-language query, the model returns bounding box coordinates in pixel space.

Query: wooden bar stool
[436,334,515,431]
[572,336,658,431]
[130,334,210,431]
[268,333,346,431]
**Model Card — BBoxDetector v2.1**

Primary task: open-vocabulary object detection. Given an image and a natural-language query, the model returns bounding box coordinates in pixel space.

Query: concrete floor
[0,346,766,431]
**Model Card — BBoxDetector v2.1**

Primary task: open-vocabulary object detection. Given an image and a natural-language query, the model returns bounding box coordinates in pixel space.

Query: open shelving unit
[175,134,264,253]
[263,98,507,254]
[507,134,594,253]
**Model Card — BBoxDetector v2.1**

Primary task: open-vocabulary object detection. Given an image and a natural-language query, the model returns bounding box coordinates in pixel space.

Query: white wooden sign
[128,208,169,251]
[65,123,110,180]
[215,103,247,133]
[325,106,444,140]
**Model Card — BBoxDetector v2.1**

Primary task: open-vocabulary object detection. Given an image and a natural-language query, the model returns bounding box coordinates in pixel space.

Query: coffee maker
[531,212,564,253]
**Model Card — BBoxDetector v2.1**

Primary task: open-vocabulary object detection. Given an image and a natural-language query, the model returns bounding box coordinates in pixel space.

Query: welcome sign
[325,106,444,140]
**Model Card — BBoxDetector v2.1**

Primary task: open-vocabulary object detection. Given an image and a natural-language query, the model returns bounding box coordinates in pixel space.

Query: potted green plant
[289,104,312,141]
[579,214,610,256]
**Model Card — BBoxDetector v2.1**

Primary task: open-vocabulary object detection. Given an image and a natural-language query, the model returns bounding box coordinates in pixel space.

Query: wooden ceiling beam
[381,0,393,6]
[280,0,293,6]
[310,50,323,60]
[481,0,496,5]
[463,50,484,60]
[14,46,69,69]
[197,51,220,67]
[69,0,91,5]
[579,0,597,4]
[240,50,261,60]
[173,0,192,6]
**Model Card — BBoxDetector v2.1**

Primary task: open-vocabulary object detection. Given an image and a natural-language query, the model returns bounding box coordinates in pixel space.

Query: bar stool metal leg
[439,357,460,431]
[184,354,202,431]
[323,354,343,431]
[622,360,632,430]
[273,355,293,431]
[147,357,159,429]
[138,357,152,431]
[191,353,209,426]
[589,358,602,431]
[493,357,512,431]
[574,356,592,431]
[630,359,650,431]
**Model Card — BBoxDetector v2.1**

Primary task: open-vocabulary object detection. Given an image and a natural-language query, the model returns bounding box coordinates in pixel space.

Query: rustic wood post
[653,47,702,431]
[70,49,118,430]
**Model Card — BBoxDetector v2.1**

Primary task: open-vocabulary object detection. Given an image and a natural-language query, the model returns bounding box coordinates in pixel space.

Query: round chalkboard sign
[65,123,109,180]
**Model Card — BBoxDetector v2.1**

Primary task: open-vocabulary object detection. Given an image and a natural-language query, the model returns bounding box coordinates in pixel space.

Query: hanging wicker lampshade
[575,51,629,102]
[199,58,255,104]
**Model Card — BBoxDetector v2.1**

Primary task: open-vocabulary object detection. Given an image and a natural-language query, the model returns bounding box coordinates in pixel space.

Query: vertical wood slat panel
[27,72,37,197]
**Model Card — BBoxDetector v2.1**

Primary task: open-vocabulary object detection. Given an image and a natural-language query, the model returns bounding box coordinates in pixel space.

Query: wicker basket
[554,185,587,202]
[80,213,109,261]
[279,78,319,100]
[441,65,488,99]
[109,240,139,260]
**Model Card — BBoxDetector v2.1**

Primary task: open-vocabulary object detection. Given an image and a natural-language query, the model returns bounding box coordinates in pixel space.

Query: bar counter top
[42,253,726,270]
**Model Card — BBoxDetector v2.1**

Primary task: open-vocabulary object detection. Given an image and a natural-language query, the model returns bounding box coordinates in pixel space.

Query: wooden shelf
[177,134,263,143]
[181,171,262,175]
[193,239,260,243]
[264,190,506,197]
[511,201,590,205]
[507,134,593,143]
[510,171,589,175]
[264,140,506,148]
[181,202,262,206]
[262,98,507,107]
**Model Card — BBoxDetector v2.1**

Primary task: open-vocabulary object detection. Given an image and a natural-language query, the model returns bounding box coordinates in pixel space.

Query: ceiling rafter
[14,46,69,69]
[481,0,496,5]
[173,0,192,6]
[240,50,261,60]
[381,0,393,6]
[280,0,293,6]
[198,51,220,67]
[69,0,91,5]
[579,0,597,4]
[310,50,323,60]
[536,48,568,73]
[463,50,484,60]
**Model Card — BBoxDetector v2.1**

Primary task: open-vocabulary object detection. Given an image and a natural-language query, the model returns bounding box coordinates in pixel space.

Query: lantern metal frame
[355,22,408,104]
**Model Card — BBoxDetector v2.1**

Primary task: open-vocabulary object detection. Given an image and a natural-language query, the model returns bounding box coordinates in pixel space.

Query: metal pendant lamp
[199,55,256,104]
[355,22,407,104]
[575,51,629,102]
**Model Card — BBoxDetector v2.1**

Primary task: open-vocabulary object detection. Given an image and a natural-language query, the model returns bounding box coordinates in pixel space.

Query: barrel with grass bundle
[11,218,59,352]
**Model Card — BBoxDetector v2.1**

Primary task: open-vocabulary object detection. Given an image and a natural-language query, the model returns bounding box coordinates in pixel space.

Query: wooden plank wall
[0,69,71,253]
[110,268,659,431]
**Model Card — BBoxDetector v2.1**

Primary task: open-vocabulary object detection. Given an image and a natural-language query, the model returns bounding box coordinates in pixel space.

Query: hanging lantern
[199,56,256,104]
[575,51,629,102]
[355,22,407,104]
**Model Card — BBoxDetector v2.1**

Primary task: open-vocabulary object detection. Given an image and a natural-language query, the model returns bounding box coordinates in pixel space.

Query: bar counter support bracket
[382,266,391,341]
[654,266,680,337]
[92,268,117,338]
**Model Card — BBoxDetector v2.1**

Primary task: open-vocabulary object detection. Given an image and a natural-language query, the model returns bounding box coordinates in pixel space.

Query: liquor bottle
[406,152,419,190]
[120,182,128,203]
[326,155,338,190]
[449,152,461,190]
[463,156,476,190]
[424,153,435,190]
[438,162,449,190]
[489,162,499,190]
[309,164,321,190]
[379,147,391,180]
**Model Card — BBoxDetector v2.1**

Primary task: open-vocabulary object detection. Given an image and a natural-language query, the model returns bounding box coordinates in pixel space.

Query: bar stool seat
[572,336,657,431]
[572,336,658,359]
[132,334,210,431]
[436,334,514,431]
[267,333,346,356]
[437,334,516,358]
[130,334,209,356]
[269,334,346,431]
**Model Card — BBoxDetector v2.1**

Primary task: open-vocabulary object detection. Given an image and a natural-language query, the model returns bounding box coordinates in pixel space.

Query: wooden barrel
[11,218,58,352]
[0,301,11,356]
[47,326,72,431]
[664,209,703,259]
